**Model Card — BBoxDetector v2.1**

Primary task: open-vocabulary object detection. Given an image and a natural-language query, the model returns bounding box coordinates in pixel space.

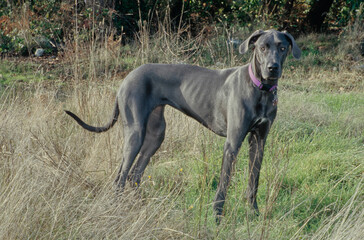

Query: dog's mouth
[267,71,280,79]
[263,72,280,81]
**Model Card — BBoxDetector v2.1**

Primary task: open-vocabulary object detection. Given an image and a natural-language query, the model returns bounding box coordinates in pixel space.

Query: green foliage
[1,1,363,55]
[0,0,113,55]
[327,0,363,28]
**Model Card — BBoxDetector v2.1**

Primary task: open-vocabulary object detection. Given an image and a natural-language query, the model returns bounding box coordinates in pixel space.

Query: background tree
[305,0,335,32]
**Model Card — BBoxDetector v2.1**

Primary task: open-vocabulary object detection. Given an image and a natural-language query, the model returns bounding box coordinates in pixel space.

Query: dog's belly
[165,99,227,137]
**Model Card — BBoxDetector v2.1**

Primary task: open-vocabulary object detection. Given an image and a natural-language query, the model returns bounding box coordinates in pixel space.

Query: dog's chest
[255,93,276,118]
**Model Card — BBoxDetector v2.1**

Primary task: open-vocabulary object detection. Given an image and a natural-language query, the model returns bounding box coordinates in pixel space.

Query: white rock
[35,48,45,57]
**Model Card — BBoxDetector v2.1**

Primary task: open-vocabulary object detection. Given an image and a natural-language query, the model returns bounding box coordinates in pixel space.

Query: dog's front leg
[247,121,270,215]
[213,125,249,223]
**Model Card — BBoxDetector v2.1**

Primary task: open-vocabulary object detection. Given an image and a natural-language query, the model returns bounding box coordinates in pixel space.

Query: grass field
[0,28,363,239]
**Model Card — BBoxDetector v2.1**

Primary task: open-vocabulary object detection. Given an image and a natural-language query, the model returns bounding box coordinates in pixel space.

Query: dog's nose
[268,63,279,72]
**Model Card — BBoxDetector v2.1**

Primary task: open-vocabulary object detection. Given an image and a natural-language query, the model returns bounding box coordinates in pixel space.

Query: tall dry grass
[0,81,204,239]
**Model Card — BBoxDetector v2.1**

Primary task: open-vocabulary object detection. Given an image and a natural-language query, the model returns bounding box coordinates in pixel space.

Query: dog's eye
[280,47,286,51]
[260,47,265,51]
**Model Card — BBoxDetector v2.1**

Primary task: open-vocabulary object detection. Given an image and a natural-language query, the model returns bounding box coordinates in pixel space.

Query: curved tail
[65,99,119,133]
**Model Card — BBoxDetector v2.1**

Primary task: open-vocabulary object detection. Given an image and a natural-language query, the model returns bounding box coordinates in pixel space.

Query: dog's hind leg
[114,127,146,191]
[114,97,151,191]
[128,106,166,186]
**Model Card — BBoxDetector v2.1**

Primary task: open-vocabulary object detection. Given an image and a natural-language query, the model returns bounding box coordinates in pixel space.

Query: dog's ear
[239,30,265,55]
[282,31,301,59]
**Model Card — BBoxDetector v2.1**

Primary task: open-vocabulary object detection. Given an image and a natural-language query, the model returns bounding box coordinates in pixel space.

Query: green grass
[137,87,364,238]
[0,59,58,87]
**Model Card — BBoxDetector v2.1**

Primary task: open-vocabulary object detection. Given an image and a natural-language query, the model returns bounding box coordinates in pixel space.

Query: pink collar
[248,64,277,92]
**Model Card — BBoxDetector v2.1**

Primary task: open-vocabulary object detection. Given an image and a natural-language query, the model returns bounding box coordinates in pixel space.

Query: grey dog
[66,29,301,221]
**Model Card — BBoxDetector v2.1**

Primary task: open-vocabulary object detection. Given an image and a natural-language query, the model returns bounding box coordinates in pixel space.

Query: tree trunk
[305,0,334,32]
[284,0,295,17]
[282,0,295,29]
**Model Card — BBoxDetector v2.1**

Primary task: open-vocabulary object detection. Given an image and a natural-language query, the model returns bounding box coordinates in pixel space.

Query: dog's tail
[65,99,119,133]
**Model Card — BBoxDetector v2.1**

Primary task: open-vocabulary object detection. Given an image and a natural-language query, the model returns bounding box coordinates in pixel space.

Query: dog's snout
[268,63,279,72]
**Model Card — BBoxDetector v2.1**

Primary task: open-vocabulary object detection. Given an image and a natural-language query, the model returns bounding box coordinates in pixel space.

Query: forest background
[0,0,363,55]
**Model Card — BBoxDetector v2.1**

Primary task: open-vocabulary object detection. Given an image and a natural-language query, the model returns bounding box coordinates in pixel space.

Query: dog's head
[239,30,301,80]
